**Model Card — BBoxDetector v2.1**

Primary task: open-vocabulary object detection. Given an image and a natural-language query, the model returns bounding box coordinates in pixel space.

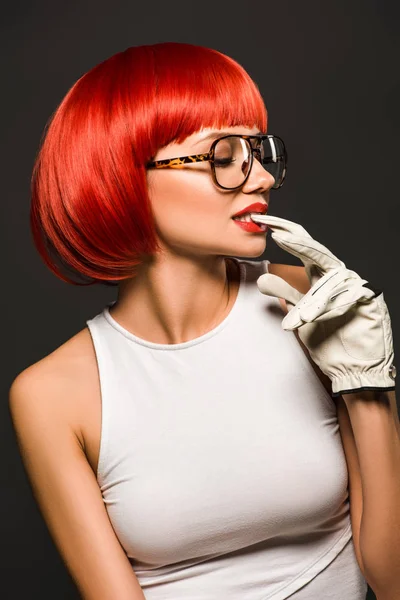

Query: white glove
[250,214,397,397]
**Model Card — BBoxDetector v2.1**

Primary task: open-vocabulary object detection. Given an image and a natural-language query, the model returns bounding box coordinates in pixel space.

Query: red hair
[30,42,268,286]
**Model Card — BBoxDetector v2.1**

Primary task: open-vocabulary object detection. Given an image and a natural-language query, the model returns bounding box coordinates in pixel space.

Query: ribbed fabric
[86,258,367,600]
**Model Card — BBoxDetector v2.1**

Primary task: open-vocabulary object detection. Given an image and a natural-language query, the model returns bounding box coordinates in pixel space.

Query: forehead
[155,125,263,160]
[189,125,263,146]
[163,125,261,153]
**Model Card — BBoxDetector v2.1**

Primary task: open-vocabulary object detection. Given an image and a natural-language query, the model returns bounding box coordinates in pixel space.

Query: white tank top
[86,258,367,600]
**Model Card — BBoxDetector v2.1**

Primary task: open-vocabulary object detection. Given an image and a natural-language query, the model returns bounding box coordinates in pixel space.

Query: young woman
[10,42,385,599]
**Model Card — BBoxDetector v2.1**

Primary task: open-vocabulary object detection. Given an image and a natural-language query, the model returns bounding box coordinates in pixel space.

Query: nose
[241,155,276,194]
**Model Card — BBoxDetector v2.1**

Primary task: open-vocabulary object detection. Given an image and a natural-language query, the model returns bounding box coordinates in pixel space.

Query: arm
[270,264,367,578]
[274,263,400,599]
[9,367,146,600]
[342,389,400,600]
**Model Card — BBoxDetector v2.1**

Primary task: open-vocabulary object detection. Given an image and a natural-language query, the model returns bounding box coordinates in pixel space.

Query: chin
[226,240,267,259]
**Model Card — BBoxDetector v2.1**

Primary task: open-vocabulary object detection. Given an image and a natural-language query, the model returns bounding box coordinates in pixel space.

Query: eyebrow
[193,130,264,146]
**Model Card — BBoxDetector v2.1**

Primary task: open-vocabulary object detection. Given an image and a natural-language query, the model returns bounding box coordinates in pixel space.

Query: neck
[110,256,240,345]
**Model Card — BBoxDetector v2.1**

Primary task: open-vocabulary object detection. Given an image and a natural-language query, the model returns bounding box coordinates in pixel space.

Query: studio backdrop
[2,1,399,599]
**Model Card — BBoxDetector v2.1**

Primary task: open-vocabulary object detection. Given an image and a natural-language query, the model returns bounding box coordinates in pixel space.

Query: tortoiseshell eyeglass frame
[146,134,287,191]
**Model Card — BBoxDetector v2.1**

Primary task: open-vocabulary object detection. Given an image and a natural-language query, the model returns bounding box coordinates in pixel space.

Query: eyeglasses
[146,134,287,191]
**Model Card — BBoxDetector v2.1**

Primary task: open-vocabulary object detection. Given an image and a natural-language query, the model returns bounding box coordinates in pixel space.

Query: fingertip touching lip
[232,202,268,218]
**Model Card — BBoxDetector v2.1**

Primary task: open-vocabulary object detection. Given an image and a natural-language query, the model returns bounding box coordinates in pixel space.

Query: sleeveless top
[86,258,367,600]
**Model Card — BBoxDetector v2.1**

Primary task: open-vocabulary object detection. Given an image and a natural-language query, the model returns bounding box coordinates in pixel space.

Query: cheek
[148,171,228,227]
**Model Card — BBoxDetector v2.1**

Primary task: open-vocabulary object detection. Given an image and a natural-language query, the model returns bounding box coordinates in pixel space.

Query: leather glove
[250,214,397,397]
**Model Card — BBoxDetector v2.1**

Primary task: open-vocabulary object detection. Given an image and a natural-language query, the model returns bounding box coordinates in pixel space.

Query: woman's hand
[251,214,397,397]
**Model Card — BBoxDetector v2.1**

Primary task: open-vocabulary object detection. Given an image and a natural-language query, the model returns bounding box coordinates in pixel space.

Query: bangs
[147,43,268,154]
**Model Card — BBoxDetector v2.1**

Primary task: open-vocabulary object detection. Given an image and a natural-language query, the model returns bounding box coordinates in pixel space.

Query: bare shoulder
[8,328,145,599]
[9,326,100,469]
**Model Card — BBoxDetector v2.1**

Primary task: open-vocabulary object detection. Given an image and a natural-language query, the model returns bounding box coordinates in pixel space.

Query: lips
[232,202,268,218]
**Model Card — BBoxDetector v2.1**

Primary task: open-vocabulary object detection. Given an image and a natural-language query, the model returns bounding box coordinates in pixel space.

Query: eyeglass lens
[213,136,286,189]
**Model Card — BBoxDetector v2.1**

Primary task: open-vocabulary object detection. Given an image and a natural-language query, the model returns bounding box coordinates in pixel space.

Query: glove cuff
[331,365,397,397]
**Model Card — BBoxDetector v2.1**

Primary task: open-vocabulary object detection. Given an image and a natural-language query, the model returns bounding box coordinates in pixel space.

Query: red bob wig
[30,42,268,286]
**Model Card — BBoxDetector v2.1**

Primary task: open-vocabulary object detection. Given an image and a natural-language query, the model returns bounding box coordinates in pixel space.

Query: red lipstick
[231,202,268,218]
[231,201,268,232]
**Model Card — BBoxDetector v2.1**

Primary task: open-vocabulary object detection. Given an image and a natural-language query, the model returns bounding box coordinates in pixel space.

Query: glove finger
[284,277,378,330]
[251,214,347,281]
[250,214,346,274]
[249,214,314,239]
[271,231,345,274]
[311,279,379,322]
[256,273,304,306]
[281,271,366,330]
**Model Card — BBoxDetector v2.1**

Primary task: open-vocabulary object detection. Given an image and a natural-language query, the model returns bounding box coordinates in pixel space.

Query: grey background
[2,0,399,597]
